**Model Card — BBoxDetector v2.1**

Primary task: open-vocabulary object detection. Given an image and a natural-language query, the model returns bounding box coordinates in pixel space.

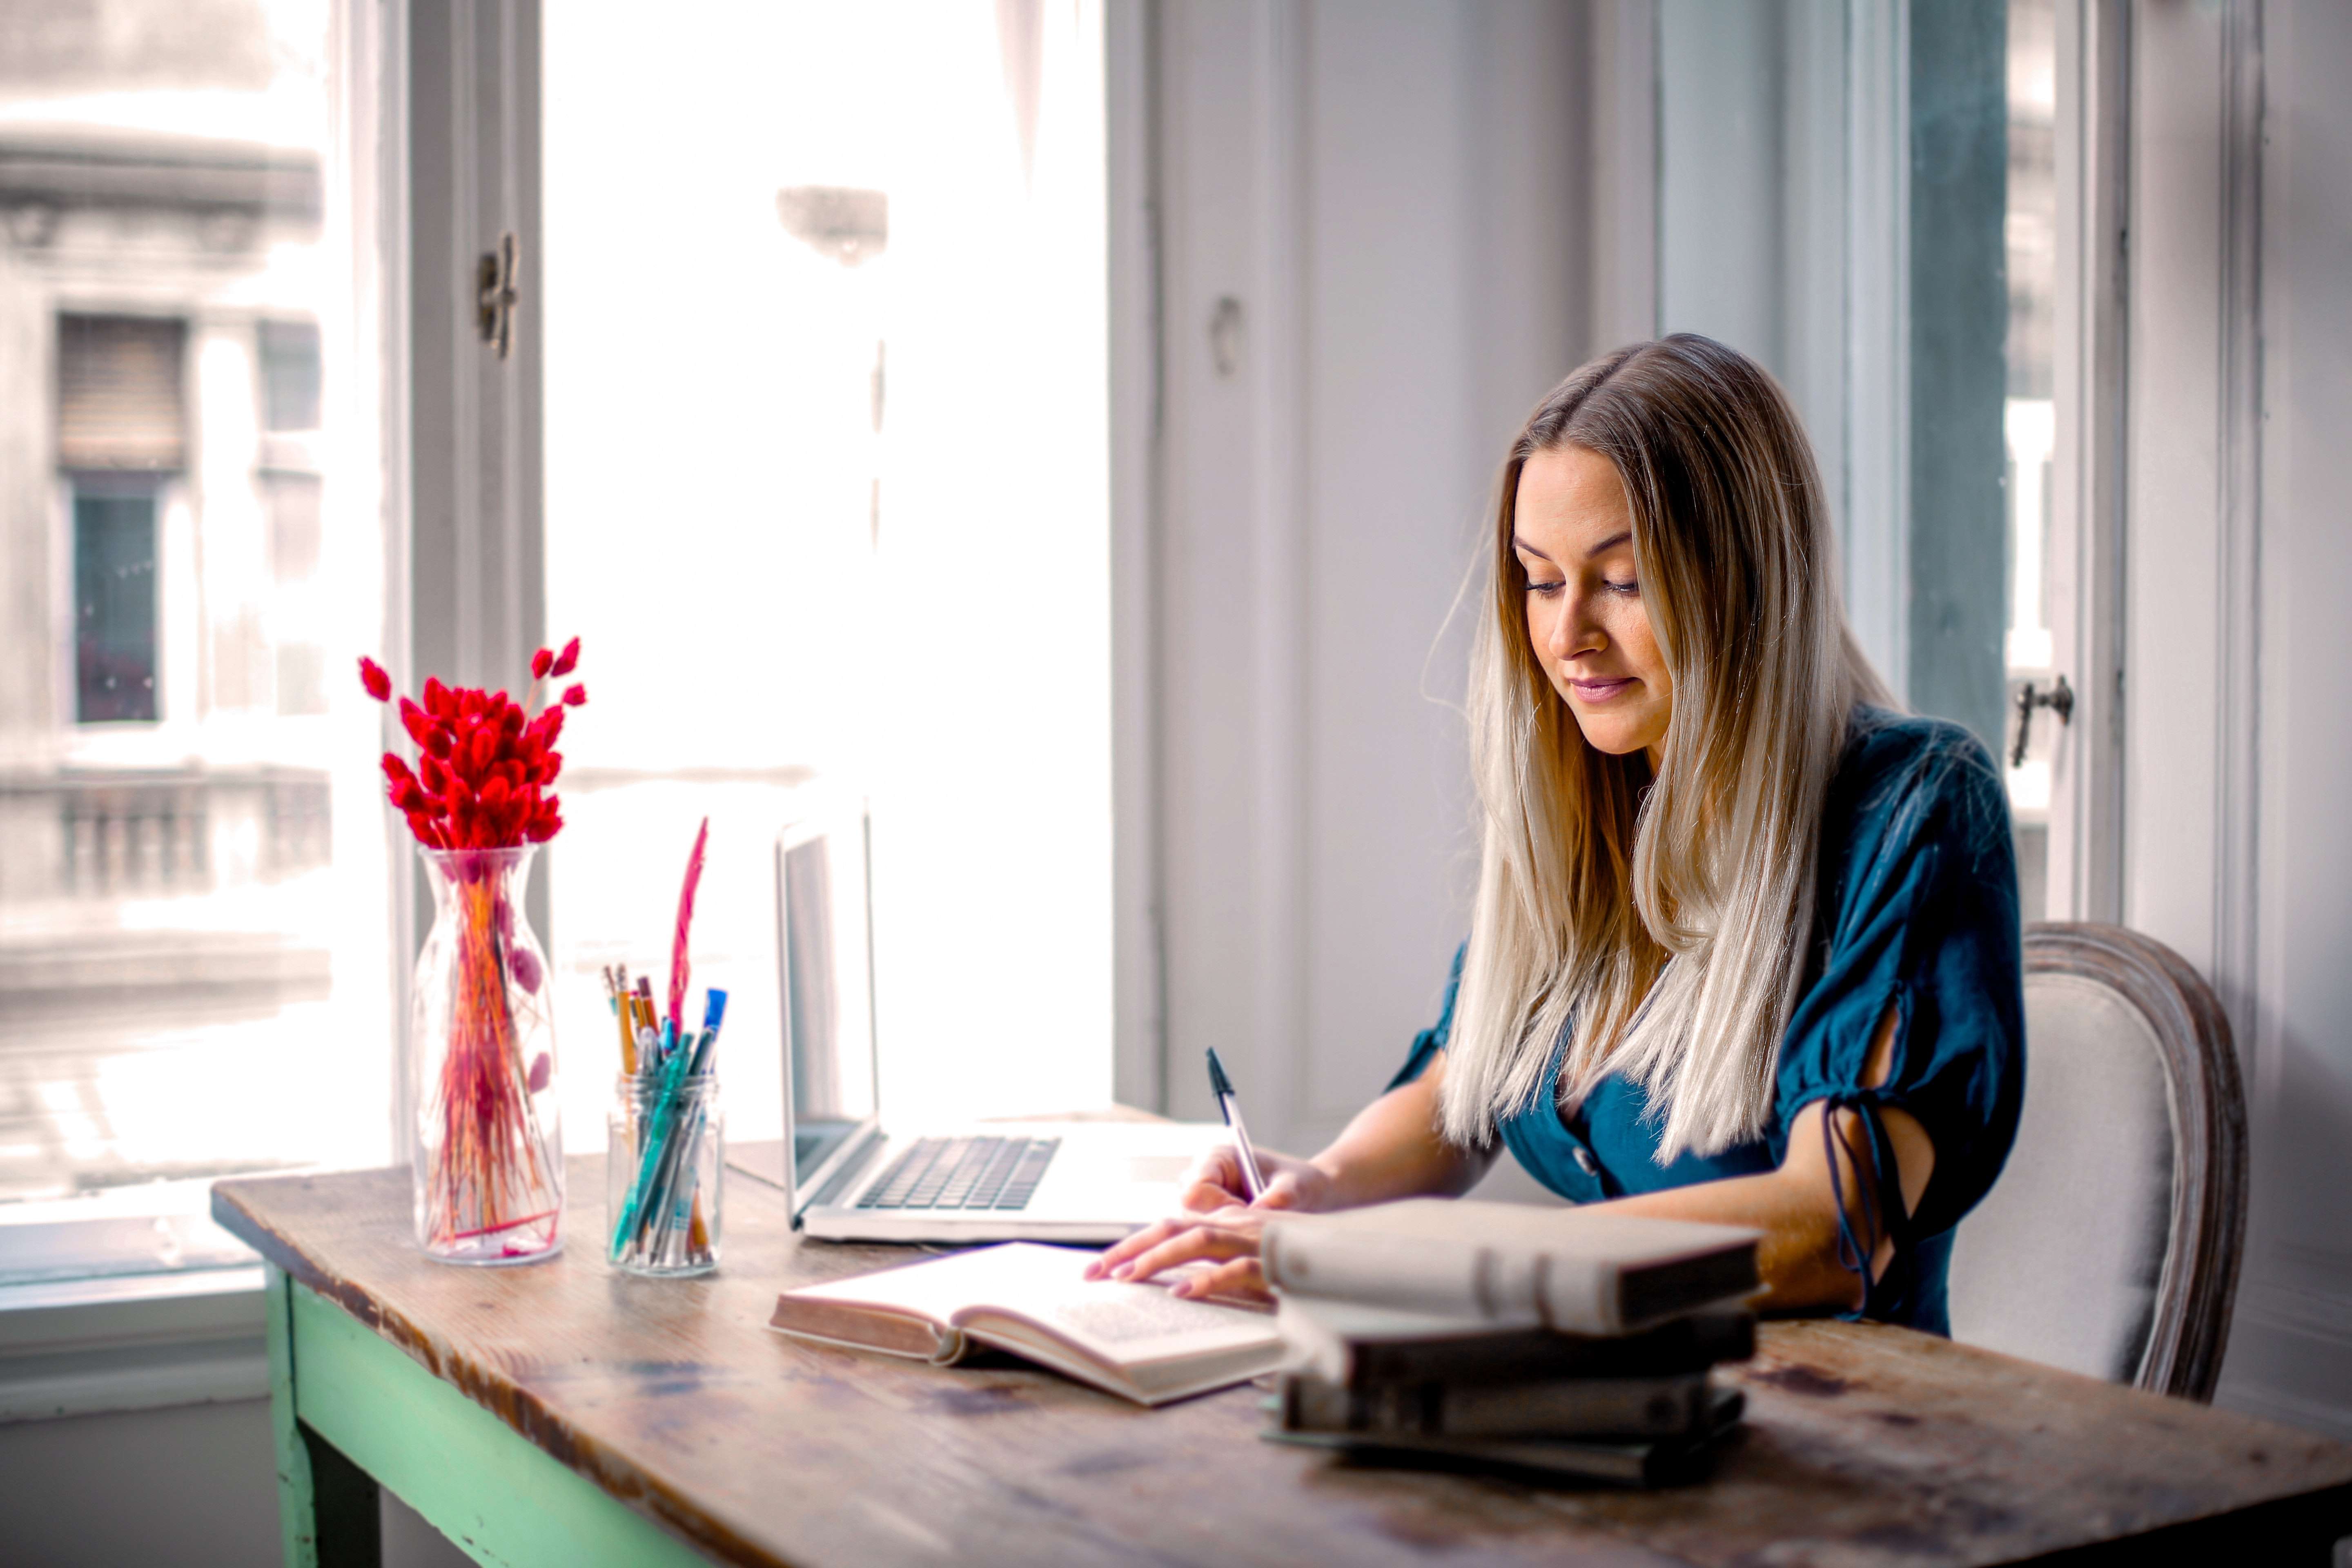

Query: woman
[1090,334,2023,1333]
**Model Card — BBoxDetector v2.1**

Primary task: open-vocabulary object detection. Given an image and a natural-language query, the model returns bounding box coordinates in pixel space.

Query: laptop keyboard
[854,1136,1061,1211]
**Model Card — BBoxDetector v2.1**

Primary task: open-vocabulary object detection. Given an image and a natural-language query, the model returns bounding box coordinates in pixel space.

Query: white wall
[1138,0,1589,1169]
[2207,0,2352,1440]
[2118,0,2352,1439]
[0,1399,470,1568]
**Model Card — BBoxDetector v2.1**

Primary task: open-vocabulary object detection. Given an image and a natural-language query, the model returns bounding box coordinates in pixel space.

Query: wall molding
[1107,0,1165,1115]
[2207,0,2264,1077]
[0,1268,266,1425]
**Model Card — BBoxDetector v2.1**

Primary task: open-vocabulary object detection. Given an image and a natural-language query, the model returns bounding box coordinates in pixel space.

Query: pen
[1205,1047,1265,1203]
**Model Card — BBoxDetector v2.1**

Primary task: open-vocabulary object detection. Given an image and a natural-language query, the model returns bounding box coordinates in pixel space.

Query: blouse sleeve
[1773,722,2026,1252]
[1387,942,1468,1092]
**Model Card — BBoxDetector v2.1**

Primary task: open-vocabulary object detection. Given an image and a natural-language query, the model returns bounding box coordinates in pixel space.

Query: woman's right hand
[1174,1141,1333,1216]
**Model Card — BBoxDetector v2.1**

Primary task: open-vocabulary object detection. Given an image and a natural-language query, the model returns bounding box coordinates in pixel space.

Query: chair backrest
[1945,922,2247,1400]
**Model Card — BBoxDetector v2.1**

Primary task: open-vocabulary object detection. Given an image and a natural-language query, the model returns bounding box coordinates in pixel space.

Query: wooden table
[212,1158,2352,1567]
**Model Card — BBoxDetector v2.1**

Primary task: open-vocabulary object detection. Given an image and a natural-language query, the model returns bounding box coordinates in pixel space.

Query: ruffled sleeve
[1773,716,2026,1303]
[1388,942,1467,1091]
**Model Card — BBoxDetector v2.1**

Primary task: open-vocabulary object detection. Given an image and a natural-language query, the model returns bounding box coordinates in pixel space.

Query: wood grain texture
[213,1160,2347,1568]
[2024,921,2249,1399]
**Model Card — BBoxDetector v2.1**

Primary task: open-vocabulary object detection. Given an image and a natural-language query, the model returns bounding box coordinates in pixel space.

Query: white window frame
[2040,0,2129,924]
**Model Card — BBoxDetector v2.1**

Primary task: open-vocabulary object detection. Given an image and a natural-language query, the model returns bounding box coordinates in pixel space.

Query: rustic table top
[213,1157,2352,1568]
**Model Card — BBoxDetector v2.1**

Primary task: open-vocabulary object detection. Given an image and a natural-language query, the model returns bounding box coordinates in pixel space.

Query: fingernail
[1110,1263,1132,1280]
[1169,1282,1193,1298]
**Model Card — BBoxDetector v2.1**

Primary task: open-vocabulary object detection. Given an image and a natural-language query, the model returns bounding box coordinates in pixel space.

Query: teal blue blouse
[1391,709,2025,1334]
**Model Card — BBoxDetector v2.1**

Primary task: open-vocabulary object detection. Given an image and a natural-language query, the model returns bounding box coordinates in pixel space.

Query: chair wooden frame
[2022,922,2248,1401]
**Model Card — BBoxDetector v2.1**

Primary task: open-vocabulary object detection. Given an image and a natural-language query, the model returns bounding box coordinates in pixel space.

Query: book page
[784,1243,1276,1370]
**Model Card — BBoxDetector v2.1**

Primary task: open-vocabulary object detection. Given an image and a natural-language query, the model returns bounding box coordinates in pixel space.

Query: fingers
[1100,1216,1260,1286]
[1256,1169,1304,1209]
[1176,1146,1249,1213]
[1117,1224,1258,1285]
[1178,1175,1245,1214]
[1170,1255,1269,1303]
[1085,1217,1177,1279]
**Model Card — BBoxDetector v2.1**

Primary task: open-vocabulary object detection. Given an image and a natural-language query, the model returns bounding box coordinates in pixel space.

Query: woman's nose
[1548,590,1603,660]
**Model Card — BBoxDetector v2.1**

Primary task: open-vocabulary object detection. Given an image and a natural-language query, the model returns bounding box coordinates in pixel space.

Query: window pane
[0,0,392,1283]
[73,488,160,723]
[542,5,1115,1152]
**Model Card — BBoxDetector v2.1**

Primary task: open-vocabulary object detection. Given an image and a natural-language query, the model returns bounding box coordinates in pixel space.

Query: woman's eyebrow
[1584,530,1633,560]
[1509,536,1555,564]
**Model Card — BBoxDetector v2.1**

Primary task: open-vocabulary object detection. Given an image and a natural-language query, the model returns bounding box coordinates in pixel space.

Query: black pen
[1205,1048,1265,1203]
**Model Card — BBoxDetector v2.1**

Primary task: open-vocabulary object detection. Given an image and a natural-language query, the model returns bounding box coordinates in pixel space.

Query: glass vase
[411,845,563,1263]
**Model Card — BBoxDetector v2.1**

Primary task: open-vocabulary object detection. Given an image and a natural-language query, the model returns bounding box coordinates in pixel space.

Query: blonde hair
[1439,335,1896,1161]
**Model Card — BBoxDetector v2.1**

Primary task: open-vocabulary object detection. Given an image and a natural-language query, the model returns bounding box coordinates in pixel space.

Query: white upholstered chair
[1946,922,2247,1401]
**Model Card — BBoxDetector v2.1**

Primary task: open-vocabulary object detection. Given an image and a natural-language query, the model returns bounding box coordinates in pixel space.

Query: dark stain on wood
[923,1383,1031,1417]
[1744,1362,1852,1398]
[214,1159,2352,1568]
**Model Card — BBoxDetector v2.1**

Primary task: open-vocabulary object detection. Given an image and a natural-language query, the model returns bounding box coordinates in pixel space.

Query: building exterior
[0,3,337,1205]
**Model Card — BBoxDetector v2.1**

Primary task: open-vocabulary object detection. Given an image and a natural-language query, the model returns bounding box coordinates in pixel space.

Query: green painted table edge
[265,1262,714,1568]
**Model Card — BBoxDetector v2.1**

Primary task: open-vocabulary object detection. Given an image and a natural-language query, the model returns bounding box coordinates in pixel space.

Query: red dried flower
[365,637,583,851]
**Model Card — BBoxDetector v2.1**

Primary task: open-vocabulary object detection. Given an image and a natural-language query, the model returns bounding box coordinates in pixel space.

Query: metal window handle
[1208,296,1244,378]
[477,232,519,360]
[2011,673,2075,768]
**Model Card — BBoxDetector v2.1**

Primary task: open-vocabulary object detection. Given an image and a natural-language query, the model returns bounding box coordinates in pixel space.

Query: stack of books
[1258,1200,1762,1486]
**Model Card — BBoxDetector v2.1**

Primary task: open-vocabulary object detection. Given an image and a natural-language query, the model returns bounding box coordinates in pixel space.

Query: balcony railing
[0,768,330,904]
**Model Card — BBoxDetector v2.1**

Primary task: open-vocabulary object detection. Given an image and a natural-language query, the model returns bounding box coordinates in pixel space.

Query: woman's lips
[1568,676,1637,703]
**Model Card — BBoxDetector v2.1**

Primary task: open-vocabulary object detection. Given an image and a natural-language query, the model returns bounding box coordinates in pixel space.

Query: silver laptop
[750,802,1231,1244]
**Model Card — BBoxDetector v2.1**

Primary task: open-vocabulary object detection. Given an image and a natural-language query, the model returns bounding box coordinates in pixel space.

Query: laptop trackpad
[1126,1155,1194,1184]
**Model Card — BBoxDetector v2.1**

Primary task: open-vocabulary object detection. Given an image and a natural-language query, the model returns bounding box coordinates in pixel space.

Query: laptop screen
[778,813,879,1188]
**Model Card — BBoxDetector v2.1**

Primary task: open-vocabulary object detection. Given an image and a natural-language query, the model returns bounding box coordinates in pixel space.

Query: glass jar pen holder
[607,1057,724,1276]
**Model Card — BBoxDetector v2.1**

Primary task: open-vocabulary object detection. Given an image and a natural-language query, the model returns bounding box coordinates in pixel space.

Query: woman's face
[1512,444,1673,766]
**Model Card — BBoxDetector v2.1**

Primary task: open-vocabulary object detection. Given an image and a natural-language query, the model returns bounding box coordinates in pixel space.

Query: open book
[769,1242,1285,1406]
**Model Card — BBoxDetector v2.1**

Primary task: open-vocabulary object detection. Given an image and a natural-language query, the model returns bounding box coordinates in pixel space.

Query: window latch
[476,232,519,360]
[2010,673,2074,768]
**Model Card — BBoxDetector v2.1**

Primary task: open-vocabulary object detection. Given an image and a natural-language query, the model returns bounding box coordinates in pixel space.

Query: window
[0,0,391,1286]
[71,482,161,724]
[1655,0,2074,920]
[257,318,323,433]
[539,3,1114,1153]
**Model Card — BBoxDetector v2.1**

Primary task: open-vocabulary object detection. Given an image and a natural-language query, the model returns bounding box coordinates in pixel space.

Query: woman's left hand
[1083,1203,1281,1302]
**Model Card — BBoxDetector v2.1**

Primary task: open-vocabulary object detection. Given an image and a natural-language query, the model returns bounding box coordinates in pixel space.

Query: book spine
[1278,1372,1713,1440]
[1343,1313,1755,1388]
[1263,1228,1628,1334]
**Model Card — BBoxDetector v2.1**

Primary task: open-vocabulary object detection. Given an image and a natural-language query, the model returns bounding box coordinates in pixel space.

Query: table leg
[267,1263,383,1568]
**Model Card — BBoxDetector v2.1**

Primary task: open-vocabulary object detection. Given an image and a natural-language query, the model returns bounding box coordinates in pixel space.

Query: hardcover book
[1262,1200,1761,1334]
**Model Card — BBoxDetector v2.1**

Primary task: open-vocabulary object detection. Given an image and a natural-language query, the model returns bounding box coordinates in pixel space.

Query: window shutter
[57,314,187,471]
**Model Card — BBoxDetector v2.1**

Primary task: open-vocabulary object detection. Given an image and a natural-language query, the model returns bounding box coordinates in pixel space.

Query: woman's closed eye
[1524,575,1637,599]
